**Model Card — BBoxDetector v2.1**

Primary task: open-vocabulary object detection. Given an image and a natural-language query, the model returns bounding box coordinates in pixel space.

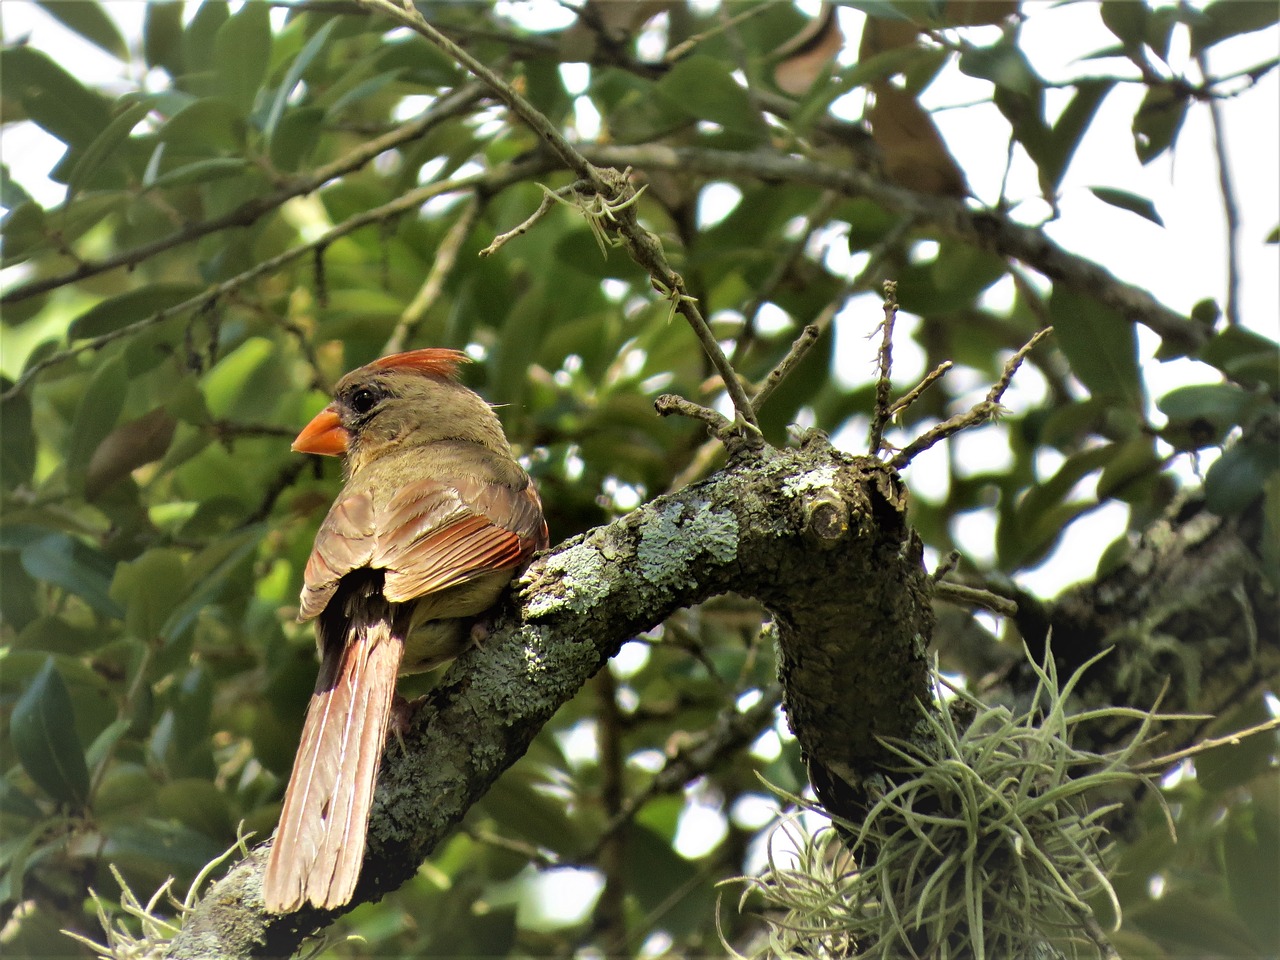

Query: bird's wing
[299,472,546,619]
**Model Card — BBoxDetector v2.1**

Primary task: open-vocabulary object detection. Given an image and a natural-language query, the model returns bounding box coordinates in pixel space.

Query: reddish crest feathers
[368,348,469,379]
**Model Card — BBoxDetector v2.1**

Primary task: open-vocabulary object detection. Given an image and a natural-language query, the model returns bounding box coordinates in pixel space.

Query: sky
[1,0,1277,600]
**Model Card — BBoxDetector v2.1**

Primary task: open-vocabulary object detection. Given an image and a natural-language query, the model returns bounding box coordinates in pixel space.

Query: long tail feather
[263,604,404,912]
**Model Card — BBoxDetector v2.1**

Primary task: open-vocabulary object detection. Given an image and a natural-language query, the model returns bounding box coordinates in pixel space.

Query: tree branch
[0,85,486,305]
[578,143,1208,355]
[2,159,552,403]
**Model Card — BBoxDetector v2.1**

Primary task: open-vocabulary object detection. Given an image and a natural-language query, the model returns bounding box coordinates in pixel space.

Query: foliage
[0,1,1276,958]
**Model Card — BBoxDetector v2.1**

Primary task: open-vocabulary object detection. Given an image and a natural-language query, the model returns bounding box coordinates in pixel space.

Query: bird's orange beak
[291,406,348,456]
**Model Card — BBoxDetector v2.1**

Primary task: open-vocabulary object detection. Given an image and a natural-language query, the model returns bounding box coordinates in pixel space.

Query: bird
[262,347,547,913]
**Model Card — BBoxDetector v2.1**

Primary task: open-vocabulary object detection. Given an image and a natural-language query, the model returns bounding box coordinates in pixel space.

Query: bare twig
[888,361,953,419]
[664,1,780,63]
[1196,49,1242,327]
[929,550,962,583]
[752,324,822,413]
[1136,715,1280,770]
[1,85,485,305]
[383,195,483,355]
[2,160,552,402]
[889,327,1053,469]
[480,181,584,257]
[655,393,733,435]
[933,581,1018,618]
[868,280,898,456]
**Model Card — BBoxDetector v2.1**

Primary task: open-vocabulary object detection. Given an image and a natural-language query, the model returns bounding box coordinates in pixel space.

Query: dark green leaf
[1223,796,1280,948]
[655,56,769,139]
[1100,0,1148,51]
[1197,696,1278,794]
[1205,438,1278,515]
[66,98,153,201]
[268,106,324,173]
[1089,186,1164,226]
[1048,287,1144,407]
[110,547,188,642]
[958,41,1041,96]
[65,355,128,482]
[213,0,271,114]
[181,1,230,98]
[1038,79,1113,193]
[1133,85,1189,164]
[0,202,49,267]
[264,17,339,143]
[10,659,91,807]
[1096,436,1161,500]
[1199,327,1280,390]
[20,533,123,617]
[0,46,112,148]
[68,283,203,340]
[144,1,185,75]
[35,1,127,60]
[1190,0,1280,54]
[0,379,37,491]
[1157,382,1252,426]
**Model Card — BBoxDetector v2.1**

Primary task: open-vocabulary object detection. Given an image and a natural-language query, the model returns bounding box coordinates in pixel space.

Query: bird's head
[292,348,511,475]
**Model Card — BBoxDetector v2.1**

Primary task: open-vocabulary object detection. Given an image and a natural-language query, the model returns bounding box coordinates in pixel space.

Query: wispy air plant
[726,646,1183,960]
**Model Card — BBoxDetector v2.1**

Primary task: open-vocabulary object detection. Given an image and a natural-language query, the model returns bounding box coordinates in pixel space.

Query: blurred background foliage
[0,0,1276,956]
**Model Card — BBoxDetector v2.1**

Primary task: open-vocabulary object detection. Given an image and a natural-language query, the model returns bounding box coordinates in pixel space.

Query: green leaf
[35,1,128,60]
[1199,327,1280,390]
[1096,436,1161,500]
[0,379,37,491]
[10,659,91,807]
[0,46,112,148]
[110,548,189,641]
[655,56,769,140]
[20,533,123,618]
[156,96,243,153]
[145,156,250,190]
[65,354,127,482]
[1089,186,1164,226]
[268,106,325,173]
[0,202,48,266]
[68,283,203,340]
[1190,0,1280,54]
[1100,0,1148,51]
[1197,696,1278,794]
[65,97,153,201]
[264,17,339,144]
[181,1,230,98]
[1205,438,1278,515]
[213,0,272,114]
[958,40,1041,96]
[1048,287,1144,407]
[144,1,185,75]
[1157,382,1252,427]
[1133,85,1189,164]
[1038,79,1113,193]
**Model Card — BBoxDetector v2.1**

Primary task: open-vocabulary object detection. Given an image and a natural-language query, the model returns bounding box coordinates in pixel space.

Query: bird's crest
[369,348,469,379]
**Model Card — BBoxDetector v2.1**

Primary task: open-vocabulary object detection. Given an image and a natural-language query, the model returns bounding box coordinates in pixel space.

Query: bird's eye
[349,388,379,415]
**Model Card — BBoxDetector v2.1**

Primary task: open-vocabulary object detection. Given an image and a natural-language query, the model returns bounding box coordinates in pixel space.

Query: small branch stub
[804,492,849,549]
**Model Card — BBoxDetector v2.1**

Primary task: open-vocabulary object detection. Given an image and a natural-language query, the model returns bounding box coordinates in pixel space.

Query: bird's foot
[388,693,425,754]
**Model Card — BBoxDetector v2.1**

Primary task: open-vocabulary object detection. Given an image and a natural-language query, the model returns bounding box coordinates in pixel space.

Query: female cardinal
[263,348,547,913]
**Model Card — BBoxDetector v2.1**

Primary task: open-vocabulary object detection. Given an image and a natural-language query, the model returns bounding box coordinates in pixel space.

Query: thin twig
[0,85,486,306]
[654,393,733,435]
[752,325,822,413]
[889,327,1052,469]
[867,280,898,456]
[383,195,483,354]
[1196,48,1242,327]
[929,550,962,583]
[592,670,628,949]
[664,1,780,63]
[2,160,551,402]
[480,182,584,257]
[888,361,953,419]
[1135,715,1280,771]
[933,581,1019,618]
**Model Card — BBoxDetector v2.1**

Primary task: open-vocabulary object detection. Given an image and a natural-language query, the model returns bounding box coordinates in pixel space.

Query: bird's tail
[263,604,404,912]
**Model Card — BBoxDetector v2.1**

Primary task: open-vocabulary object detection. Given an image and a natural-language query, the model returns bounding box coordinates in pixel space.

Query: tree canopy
[0,2,1277,958]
